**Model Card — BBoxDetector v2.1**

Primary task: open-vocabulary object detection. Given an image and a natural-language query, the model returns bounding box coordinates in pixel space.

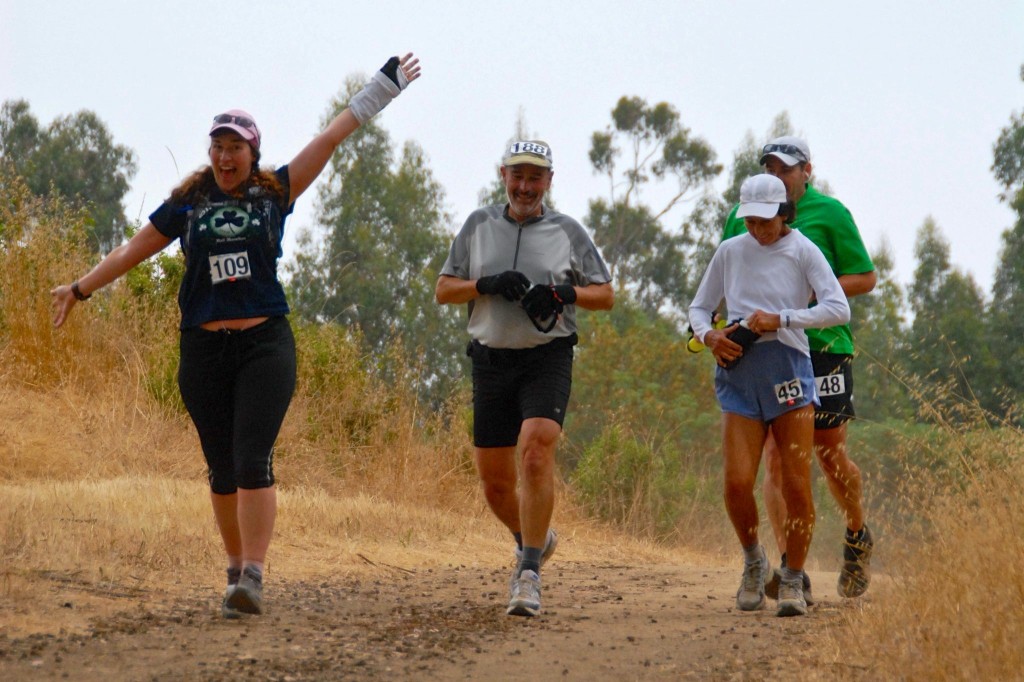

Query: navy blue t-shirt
[149,166,294,329]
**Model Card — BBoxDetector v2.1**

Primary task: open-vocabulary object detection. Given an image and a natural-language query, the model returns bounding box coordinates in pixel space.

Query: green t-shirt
[722,184,874,354]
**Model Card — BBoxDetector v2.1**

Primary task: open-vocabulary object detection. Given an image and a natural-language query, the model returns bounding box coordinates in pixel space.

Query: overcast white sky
[3,0,1022,294]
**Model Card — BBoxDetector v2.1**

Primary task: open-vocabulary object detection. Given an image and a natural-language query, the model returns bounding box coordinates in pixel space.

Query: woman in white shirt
[688,174,850,617]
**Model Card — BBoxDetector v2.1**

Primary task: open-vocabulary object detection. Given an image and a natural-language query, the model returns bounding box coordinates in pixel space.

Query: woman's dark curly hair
[169,156,286,206]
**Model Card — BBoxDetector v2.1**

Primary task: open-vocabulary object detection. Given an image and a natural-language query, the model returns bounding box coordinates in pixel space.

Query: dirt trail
[0,559,869,681]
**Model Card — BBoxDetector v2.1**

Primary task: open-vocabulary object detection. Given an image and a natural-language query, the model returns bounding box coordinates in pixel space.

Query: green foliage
[0,99,137,254]
[567,300,721,465]
[850,241,914,422]
[572,423,687,537]
[564,302,724,541]
[285,78,465,405]
[989,72,1024,418]
[906,218,1000,419]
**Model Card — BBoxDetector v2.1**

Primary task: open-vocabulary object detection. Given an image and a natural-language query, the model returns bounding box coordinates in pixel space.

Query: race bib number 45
[775,378,804,404]
[209,251,251,284]
[815,374,847,397]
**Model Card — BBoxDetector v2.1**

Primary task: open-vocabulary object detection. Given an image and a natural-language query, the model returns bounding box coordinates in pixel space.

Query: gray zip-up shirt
[441,204,612,349]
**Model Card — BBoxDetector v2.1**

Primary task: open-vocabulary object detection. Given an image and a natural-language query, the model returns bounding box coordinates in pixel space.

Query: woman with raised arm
[51,53,421,618]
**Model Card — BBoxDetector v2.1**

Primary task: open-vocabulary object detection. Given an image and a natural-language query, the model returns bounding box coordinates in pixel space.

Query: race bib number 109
[209,251,251,284]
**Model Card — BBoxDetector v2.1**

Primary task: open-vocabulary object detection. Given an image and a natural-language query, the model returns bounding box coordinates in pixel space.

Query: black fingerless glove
[521,284,559,320]
[522,283,577,320]
[476,270,531,301]
[551,284,577,305]
[379,56,402,88]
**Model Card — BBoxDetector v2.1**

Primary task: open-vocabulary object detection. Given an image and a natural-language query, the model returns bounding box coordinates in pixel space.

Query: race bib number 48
[775,378,804,404]
[815,374,847,397]
[209,251,251,284]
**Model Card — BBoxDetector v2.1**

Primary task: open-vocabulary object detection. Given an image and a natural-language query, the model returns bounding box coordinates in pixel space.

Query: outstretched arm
[287,53,421,205]
[51,223,174,327]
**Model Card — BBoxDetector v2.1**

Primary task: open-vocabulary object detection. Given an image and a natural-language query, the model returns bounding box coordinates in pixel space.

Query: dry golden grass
[820,454,1024,679]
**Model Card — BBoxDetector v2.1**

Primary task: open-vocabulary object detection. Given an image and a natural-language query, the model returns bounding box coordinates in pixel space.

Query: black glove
[722,319,761,369]
[551,284,577,305]
[476,270,531,301]
[521,284,559,320]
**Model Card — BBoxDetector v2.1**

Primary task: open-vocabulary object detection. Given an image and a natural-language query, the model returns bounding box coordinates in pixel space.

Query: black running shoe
[838,525,873,598]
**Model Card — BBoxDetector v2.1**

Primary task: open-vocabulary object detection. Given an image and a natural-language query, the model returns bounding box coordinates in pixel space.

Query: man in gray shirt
[435,140,613,617]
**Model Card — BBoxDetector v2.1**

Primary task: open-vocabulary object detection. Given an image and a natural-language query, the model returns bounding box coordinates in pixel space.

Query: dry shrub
[826,398,1024,679]
[0,169,96,386]
[271,322,478,508]
[0,382,196,483]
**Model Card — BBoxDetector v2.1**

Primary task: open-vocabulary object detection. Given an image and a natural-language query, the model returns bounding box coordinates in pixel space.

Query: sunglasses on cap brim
[761,143,808,163]
[212,113,257,131]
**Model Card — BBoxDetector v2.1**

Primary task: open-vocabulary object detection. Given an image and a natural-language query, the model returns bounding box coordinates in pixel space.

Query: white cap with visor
[736,174,788,219]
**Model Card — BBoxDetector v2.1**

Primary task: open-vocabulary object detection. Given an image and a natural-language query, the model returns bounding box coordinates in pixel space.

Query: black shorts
[469,335,576,448]
[811,351,855,430]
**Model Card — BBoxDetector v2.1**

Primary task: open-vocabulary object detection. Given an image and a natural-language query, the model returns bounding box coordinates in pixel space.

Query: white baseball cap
[759,136,810,166]
[736,174,787,219]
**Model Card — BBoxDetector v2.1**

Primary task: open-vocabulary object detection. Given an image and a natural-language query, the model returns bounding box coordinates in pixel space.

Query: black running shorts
[811,351,855,430]
[469,335,575,448]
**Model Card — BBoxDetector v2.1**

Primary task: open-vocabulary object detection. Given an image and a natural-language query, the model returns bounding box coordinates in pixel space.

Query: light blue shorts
[714,340,817,423]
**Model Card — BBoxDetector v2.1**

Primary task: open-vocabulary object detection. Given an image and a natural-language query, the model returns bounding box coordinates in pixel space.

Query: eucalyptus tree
[0,99,137,253]
[586,96,721,316]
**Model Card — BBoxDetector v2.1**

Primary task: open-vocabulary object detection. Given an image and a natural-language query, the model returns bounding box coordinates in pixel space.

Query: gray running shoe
[224,566,264,616]
[507,569,542,617]
[510,529,559,598]
[735,547,770,611]
[776,576,808,617]
[221,566,243,619]
[764,556,814,606]
[513,528,559,566]
[838,524,873,598]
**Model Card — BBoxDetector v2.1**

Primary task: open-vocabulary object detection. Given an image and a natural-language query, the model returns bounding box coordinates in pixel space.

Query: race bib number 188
[209,251,251,284]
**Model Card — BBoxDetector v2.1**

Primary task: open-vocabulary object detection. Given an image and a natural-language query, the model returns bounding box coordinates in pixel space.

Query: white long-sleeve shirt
[688,230,851,357]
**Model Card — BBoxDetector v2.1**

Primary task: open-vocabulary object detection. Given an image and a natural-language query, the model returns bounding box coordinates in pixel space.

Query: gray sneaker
[221,566,243,619]
[735,547,770,611]
[507,569,542,617]
[764,555,814,606]
[838,525,873,598]
[510,529,559,597]
[513,528,559,566]
[776,576,808,617]
[224,566,264,616]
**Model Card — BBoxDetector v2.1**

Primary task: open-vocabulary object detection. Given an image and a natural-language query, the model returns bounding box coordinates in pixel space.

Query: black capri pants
[178,316,296,495]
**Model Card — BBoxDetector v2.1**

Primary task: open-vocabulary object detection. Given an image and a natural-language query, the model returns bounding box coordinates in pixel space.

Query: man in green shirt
[722,136,876,600]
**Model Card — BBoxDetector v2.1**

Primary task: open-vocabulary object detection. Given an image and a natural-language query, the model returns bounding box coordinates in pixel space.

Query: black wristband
[71,281,91,301]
